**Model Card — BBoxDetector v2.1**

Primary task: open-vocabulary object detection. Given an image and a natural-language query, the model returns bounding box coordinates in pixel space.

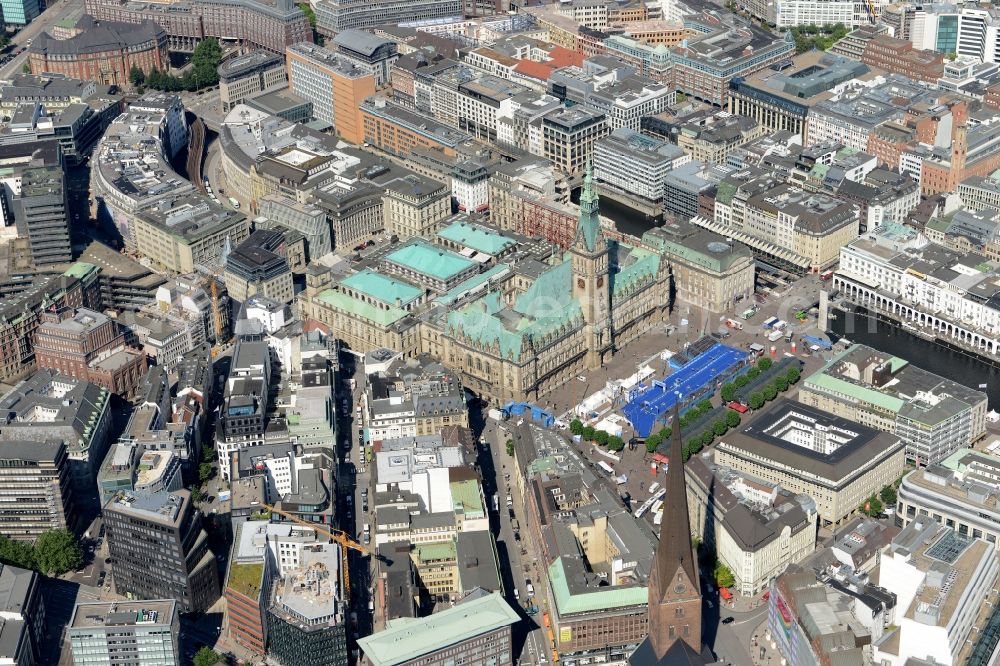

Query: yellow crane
[260,503,369,603]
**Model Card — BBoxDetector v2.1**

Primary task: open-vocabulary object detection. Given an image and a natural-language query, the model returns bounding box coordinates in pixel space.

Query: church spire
[646,402,702,659]
[574,160,602,253]
[654,403,698,596]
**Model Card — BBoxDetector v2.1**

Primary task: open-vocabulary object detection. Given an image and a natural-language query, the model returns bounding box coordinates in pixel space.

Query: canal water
[829,305,1000,410]
[572,187,664,237]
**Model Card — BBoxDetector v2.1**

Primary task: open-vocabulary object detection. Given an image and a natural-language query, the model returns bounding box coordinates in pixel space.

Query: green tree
[582,426,595,441]
[701,431,714,447]
[0,536,36,570]
[726,410,741,428]
[774,375,789,392]
[763,384,778,401]
[193,647,223,666]
[569,419,584,436]
[505,439,514,456]
[749,392,765,410]
[697,399,712,414]
[594,430,609,446]
[758,357,773,371]
[34,530,83,576]
[198,462,214,483]
[714,562,736,589]
[721,383,735,402]
[713,420,727,436]
[862,496,883,517]
[129,64,145,86]
[21,62,30,75]
[682,443,694,461]
[786,366,800,384]
[645,433,662,453]
[747,366,760,380]
[190,487,206,503]
[659,427,672,440]
[202,442,217,463]
[607,435,624,451]
[733,375,748,389]
[880,485,897,505]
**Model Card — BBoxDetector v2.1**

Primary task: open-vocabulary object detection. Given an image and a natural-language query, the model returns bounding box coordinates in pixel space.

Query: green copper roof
[451,479,485,518]
[315,289,409,326]
[413,541,456,563]
[341,270,422,306]
[446,258,583,360]
[437,221,517,255]
[64,262,97,279]
[575,162,602,252]
[940,448,1000,473]
[804,351,906,413]
[358,592,520,665]
[385,240,476,281]
[613,245,660,296]
[548,558,647,615]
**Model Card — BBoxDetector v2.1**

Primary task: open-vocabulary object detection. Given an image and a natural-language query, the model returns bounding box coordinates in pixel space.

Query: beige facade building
[639,222,755,314]
[708,175,860,274]
[132,200,251,274]
[543,107,609,175]
[687,456,817,596]
[713,400,906,527]
[218,50,287,113]
[383,175,451,240]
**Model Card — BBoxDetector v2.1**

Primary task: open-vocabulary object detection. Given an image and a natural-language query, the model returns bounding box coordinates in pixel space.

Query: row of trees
[643,398,715,453]
[569,420,625,451]
[131,39,223,92]
[0,530,83,576]
[190,434,218,503]
[743,365,801,410]
[720,356,774,402]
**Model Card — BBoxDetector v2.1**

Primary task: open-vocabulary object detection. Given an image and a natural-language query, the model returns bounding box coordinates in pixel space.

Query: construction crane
[260,503,369,604]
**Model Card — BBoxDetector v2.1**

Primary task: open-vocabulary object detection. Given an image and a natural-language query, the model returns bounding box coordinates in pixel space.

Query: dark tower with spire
[645,403,702,659]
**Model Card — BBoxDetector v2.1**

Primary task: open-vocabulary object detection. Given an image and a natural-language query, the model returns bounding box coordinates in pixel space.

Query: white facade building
[874,517,999,666]
[593,128,689,203]
[836,225,1000,354]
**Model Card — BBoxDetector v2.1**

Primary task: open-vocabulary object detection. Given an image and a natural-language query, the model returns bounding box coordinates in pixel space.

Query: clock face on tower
[675,583,686,594]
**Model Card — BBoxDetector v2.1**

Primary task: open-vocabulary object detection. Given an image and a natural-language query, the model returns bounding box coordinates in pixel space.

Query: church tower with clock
[571,162,611,369]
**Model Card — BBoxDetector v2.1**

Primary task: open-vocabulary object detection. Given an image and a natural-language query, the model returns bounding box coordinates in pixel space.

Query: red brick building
[860,37,944,84]
[34,307,147,397]
[225,562,267,655]
[84,0,312,54]
[28,16,168,87]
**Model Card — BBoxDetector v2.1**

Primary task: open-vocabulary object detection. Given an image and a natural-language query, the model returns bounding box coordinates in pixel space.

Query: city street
[481,417,552,665]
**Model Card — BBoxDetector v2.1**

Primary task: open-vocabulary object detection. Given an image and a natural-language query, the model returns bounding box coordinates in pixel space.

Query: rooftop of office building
[719,399,902,483]
[270,544,344,626]
[218,49,284,80]
[804,344,987,425]
[733,51,875,107]
[358,592,519,665]
[107,488,189,525]
[69,600,176,629]
[31,15,165,57]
